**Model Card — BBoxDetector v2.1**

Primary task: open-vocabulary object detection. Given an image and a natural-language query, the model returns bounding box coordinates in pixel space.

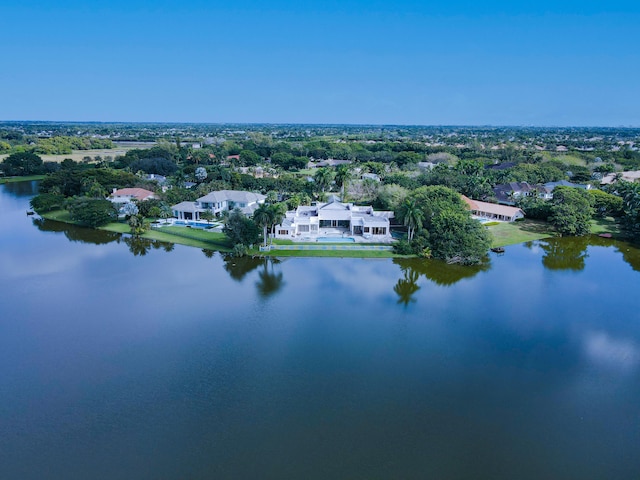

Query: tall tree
[548,186,594,236]
[398,197,424,241]
[253,204,272,247]
[334,164,354,200]
[314,167,334,193]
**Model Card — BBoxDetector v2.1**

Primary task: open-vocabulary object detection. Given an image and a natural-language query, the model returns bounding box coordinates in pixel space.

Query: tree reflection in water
[539,237,590,271]
[256,258,285,299]
[392,257,490,306]
[221,254,263,281]
[394,268,420,307]
[33,217,121,245]
[123,236,173,256]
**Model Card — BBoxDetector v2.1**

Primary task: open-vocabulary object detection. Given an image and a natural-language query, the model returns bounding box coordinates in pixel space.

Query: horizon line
[1,119,639,129]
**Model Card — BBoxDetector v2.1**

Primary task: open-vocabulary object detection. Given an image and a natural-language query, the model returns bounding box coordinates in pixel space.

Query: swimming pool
[316,237,355,243]
[173,221,215,229]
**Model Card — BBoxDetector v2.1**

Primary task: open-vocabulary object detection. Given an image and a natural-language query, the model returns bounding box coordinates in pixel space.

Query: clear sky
[1,0,639,126]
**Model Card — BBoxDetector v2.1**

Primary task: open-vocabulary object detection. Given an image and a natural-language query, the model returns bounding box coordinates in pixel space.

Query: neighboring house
[307,159,352,169]
[493,182,537,205]
[462,195,525,222]
[109,188,157,205]
[485,161,516,171]
[273,197,393,240]
[361,172,381,182]
[417,161,436,170]
[539,180,592,199]
[109,188,157,216]
[144,173,167,185]
[600,170,640,185]
[171,190,266,220]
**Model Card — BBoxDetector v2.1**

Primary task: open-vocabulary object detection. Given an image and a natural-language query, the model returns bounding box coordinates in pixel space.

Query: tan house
[461,195,525,222]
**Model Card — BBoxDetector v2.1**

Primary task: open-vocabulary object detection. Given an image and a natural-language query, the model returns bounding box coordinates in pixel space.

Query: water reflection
[222,254,263,281]
[617,244,640,272]
[539,237,590,271]
[2,180,39,197]
[394,257,490,287]
[122,236,174,256]
[33,217,122,245]
[394,268,420,307]
[256,258,285,299]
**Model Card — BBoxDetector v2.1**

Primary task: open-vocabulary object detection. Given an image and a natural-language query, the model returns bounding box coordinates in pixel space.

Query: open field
[487,219,555,247]
[0,142,154,163]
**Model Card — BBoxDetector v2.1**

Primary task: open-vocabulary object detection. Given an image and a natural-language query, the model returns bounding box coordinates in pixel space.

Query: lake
[1,181,639,480]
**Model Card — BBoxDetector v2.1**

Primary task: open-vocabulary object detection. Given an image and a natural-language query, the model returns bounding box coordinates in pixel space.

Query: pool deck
[269,244,394,251]
[287,228,394,244]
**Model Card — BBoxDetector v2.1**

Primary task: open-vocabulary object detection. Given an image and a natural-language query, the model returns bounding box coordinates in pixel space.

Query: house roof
[543,180,590,190]
[463,195,524,219]
[198,190,266,205]
[171,201,203,213]
[111,188,156,200]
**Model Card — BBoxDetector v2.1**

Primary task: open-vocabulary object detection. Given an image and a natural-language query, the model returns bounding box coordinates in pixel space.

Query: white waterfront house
[171,190,266,221]
[274,197,393,241]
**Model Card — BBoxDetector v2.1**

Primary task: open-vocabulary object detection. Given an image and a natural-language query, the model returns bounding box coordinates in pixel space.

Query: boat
[598,233,613,238]
[491,247,505,253]
[26,211,35,216]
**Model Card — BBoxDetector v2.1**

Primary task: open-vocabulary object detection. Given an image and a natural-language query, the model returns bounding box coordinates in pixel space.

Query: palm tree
[253,204,272,247]
[314,167,335,194]
[335,164,353,201]
[398,198,424,241]
[268,203,287,244]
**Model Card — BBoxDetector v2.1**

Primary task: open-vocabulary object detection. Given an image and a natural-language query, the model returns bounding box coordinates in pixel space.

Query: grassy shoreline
[0,175,46,184]
[37,210,626,258]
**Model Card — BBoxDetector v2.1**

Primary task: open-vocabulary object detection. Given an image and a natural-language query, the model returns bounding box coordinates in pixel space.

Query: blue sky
[1,1,639,126]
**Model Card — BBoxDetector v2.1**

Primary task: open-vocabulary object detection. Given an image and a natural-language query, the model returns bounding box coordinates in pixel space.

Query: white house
[274,197,393,240]
[171,190,266,221]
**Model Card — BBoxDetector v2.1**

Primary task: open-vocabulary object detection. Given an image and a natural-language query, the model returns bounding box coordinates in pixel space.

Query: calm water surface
[1,182,639,480]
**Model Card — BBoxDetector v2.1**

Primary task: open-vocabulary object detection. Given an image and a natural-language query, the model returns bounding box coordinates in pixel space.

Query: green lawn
[487,219,555,247]
[41,209,80,223]
[590,217,623,236]
[0,175,46,184]
[40,210,233,251]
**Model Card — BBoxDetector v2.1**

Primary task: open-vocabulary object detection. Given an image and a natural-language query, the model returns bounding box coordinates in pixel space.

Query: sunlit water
[1,182,639,480]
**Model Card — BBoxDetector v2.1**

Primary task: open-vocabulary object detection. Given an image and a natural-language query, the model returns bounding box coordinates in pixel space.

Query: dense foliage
[4,121,640,251]
[396,186,492,264]
[1,152,45,176]
[548,187,594,236]
[223,209,261,248]
[67,197,117,227]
